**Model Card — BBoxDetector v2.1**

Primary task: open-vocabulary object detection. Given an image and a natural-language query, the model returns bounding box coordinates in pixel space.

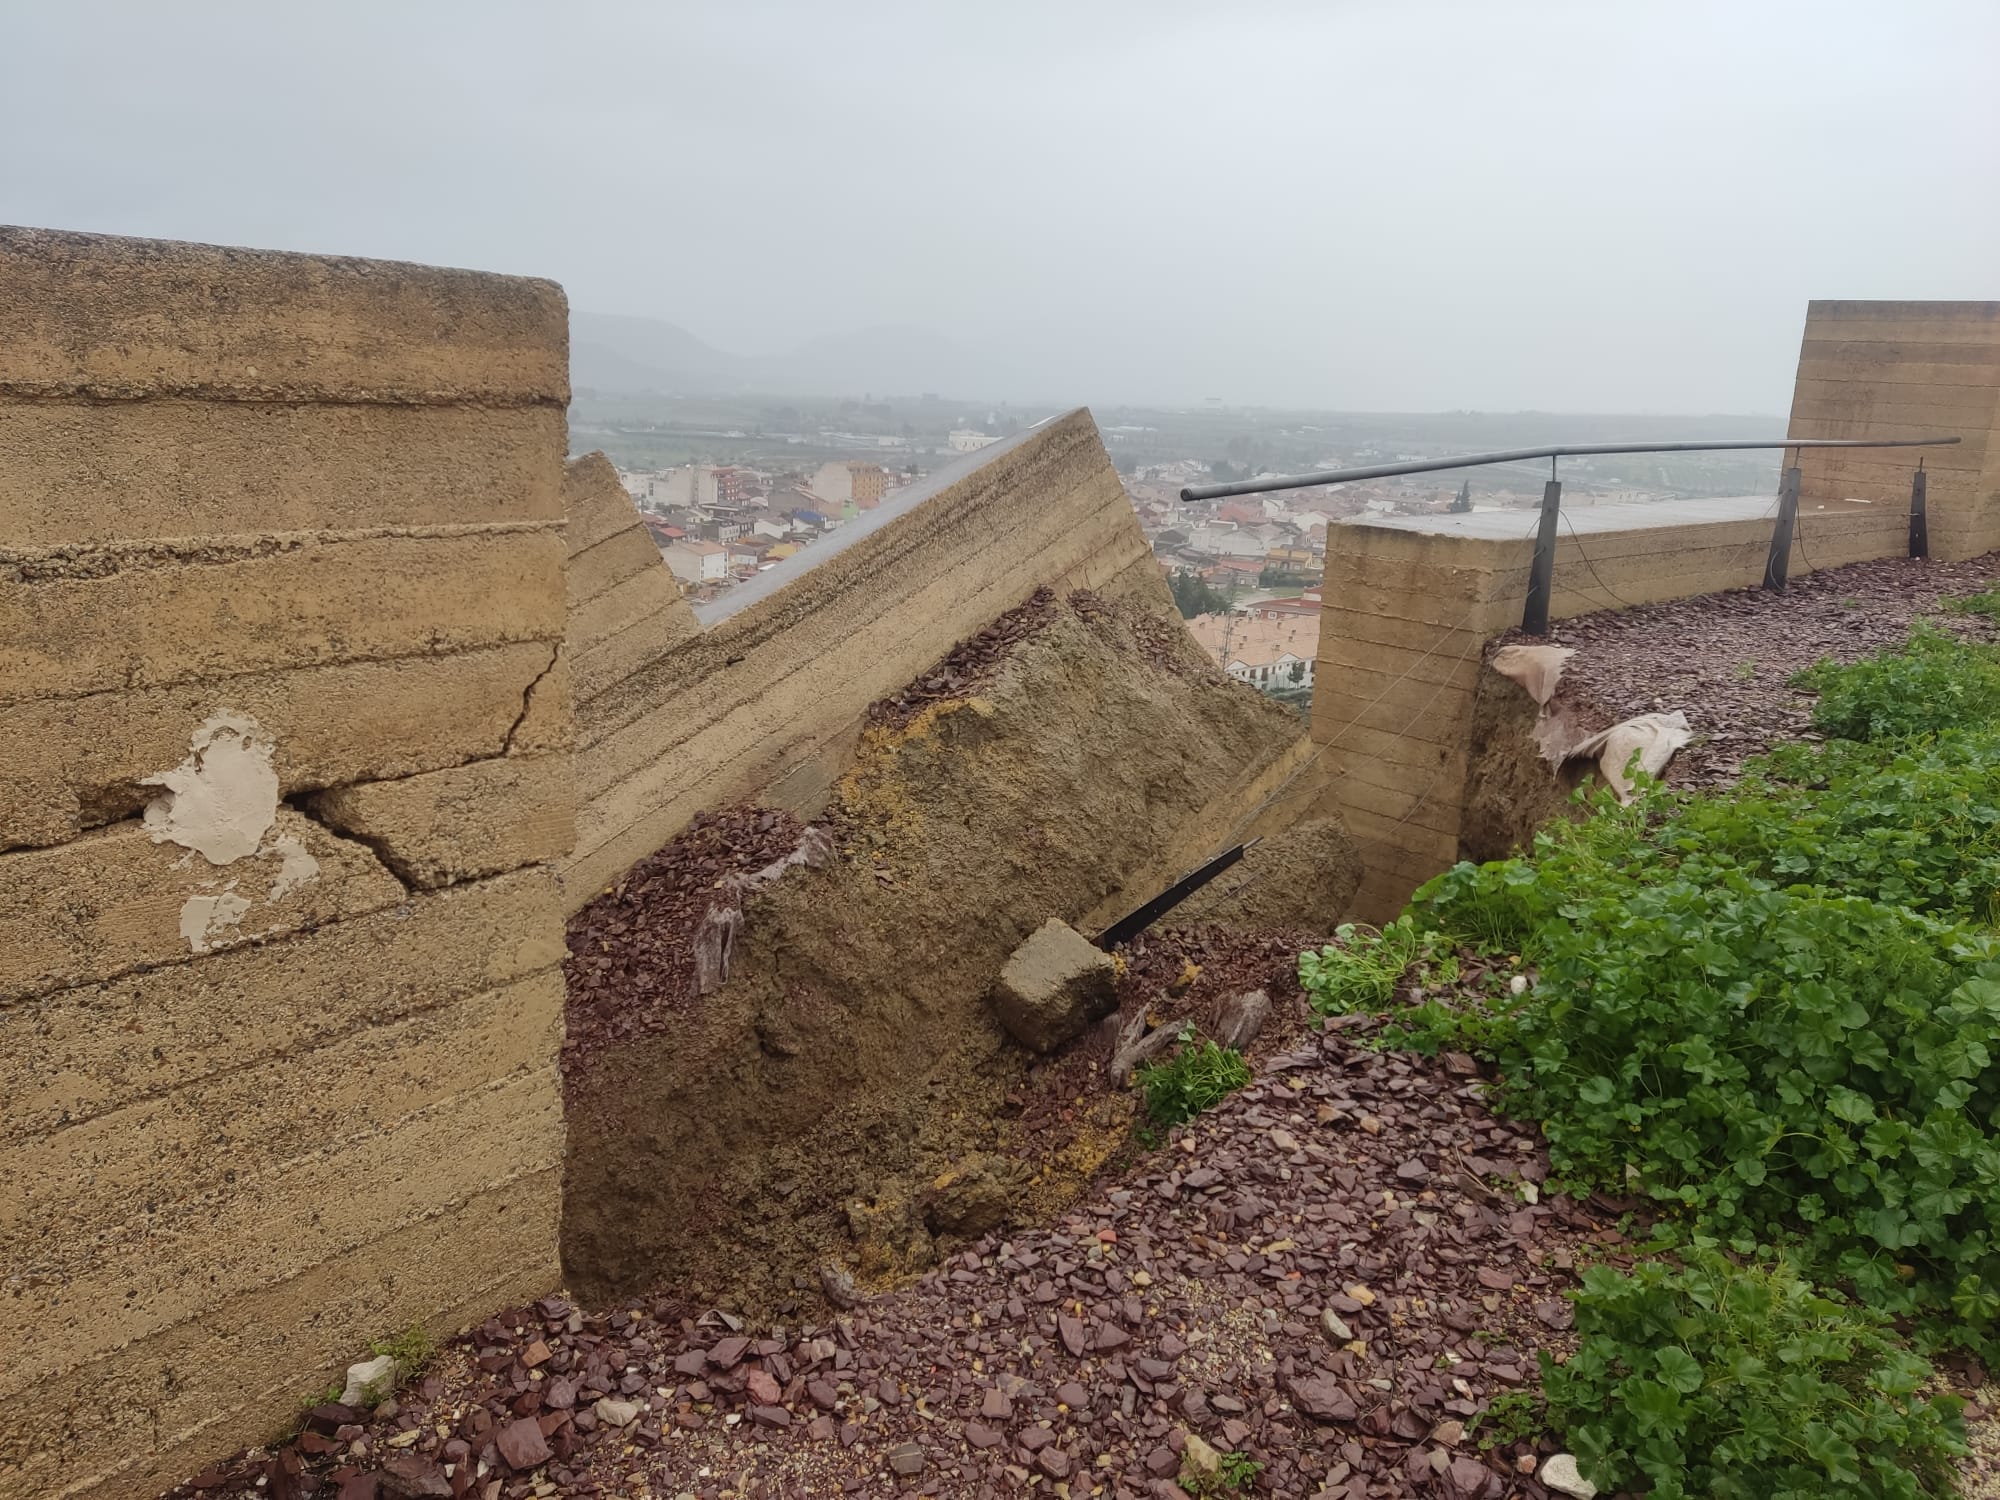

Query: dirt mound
[560,589,1313,1314]
[1457,664,1602,864]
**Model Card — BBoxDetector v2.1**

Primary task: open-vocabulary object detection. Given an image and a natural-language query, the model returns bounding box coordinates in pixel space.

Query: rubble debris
[1487,643,1575,707]
[988,918,1119,1054]
[339,1354,398,1409]
[1107,1008,1184,1082]
[690,825,834,995]
[1210,987,1271,1051]
[1535,552,2000,791]
[1170,818,1361,938]
[158,1015,1608,1500]
[1566,709,1693,801]
[561,806,808,1086]
[1466,554,2000,860]
[866,586,1061,731]
[1541,1452,1599,1498]
[922,1154,1019,1236]
[561,590,1316,1314]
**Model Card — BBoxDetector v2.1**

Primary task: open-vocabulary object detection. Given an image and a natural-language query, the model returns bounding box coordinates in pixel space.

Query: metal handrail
[1179,436,1960,503]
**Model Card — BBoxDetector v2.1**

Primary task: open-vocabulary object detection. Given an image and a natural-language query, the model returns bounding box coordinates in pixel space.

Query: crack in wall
[285,796,414,897]
[501,643,562,757]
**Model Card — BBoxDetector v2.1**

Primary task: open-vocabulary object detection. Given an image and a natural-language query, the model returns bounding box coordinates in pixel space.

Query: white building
[1187,525,1268,560]
[947,429,996,454]
[661,539,727,584]
[1184,612,1319,697]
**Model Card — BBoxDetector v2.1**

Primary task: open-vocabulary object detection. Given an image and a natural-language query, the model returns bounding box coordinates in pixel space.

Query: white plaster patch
[178,889,251,953]
[266,832,321,899]
[144,712,280,865]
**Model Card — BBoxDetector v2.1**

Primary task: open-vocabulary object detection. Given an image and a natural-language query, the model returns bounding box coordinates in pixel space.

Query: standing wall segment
[1789,300,2000,561]
[1311,498,1885,918]
[1316,299,2000,920]
[0,227,575,1500]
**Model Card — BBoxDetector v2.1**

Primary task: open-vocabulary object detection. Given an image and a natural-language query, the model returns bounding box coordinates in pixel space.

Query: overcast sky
[5,0,1996,412]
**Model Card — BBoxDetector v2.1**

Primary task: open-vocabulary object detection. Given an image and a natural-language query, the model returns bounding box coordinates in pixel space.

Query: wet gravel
[162,1010,1624,1500]
[561,808,807,1089]
[866,588,1059,732]
[1513,552,2000,788]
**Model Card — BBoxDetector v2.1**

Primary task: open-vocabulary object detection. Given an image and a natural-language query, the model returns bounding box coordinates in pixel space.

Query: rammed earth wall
[0,227,575,1500]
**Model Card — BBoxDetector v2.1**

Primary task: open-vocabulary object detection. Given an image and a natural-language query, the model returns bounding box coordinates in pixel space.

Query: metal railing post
[1910,463,1929,558]
[1522,474,1562,634]
[1764,464,1801,591]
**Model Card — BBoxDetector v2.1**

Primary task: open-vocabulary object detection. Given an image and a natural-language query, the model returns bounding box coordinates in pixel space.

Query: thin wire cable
[1557,508,1641,613]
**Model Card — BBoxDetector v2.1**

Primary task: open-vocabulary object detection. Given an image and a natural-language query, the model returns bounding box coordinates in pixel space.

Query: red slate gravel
[1509,551,2000,789]
[866,587,1060,731]
[561,807,807,1089]
[162,1015,1622,1500]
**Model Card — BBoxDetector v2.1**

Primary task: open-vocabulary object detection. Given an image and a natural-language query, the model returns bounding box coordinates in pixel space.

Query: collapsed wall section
[561,588,1333,1310]
[1788,300,2000,562]
[562,410,1165,910]
[0,227,575,1500]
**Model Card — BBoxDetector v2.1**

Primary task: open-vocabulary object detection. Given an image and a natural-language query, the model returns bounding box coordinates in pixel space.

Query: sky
[5,0,1997,413]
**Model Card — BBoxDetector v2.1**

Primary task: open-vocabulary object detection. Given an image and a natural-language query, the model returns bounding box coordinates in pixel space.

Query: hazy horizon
[5,1,1996,413]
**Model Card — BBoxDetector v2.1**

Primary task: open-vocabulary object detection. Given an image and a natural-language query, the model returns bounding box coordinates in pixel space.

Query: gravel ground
[561,807,808,1091]
[162,1008,1623,1500]
[1514,552,2000,789]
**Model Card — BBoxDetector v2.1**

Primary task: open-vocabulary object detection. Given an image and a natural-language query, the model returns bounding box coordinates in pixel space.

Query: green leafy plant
[1471,1388,1545,1451]
[1795,622,2000,742]
[1542,1251,1963,1500]
[1135,1029,1251,1127]
[1180,1448,1263,1496]
[1342,635,2000,1495]
[1298,918,1425,1014]
[1416,842,2000,1352]
[1394,641,2000,1353]
[1946,586,2000,623]
[369,1323,434,1375]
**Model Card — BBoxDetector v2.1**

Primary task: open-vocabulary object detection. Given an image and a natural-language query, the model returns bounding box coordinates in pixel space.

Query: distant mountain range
[570,311,1027,401]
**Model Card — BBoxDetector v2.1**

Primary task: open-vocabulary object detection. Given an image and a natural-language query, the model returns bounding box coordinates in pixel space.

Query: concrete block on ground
[989,918,1119,1053]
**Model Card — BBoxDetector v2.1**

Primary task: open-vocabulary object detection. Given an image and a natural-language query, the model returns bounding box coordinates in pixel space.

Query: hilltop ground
[157,551,2000,1500]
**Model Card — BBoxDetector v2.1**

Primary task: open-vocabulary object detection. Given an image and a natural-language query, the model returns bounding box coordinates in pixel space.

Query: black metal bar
[1094,841,1255,950]
[1910,465,1929,559]
[1522,478,1563,635]
[1179,436,1961,503]
[1764,465,1802,591]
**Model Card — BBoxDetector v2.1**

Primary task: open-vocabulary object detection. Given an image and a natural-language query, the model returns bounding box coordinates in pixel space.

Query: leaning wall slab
[562,410,1167,910]
[0,226,574,1500]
